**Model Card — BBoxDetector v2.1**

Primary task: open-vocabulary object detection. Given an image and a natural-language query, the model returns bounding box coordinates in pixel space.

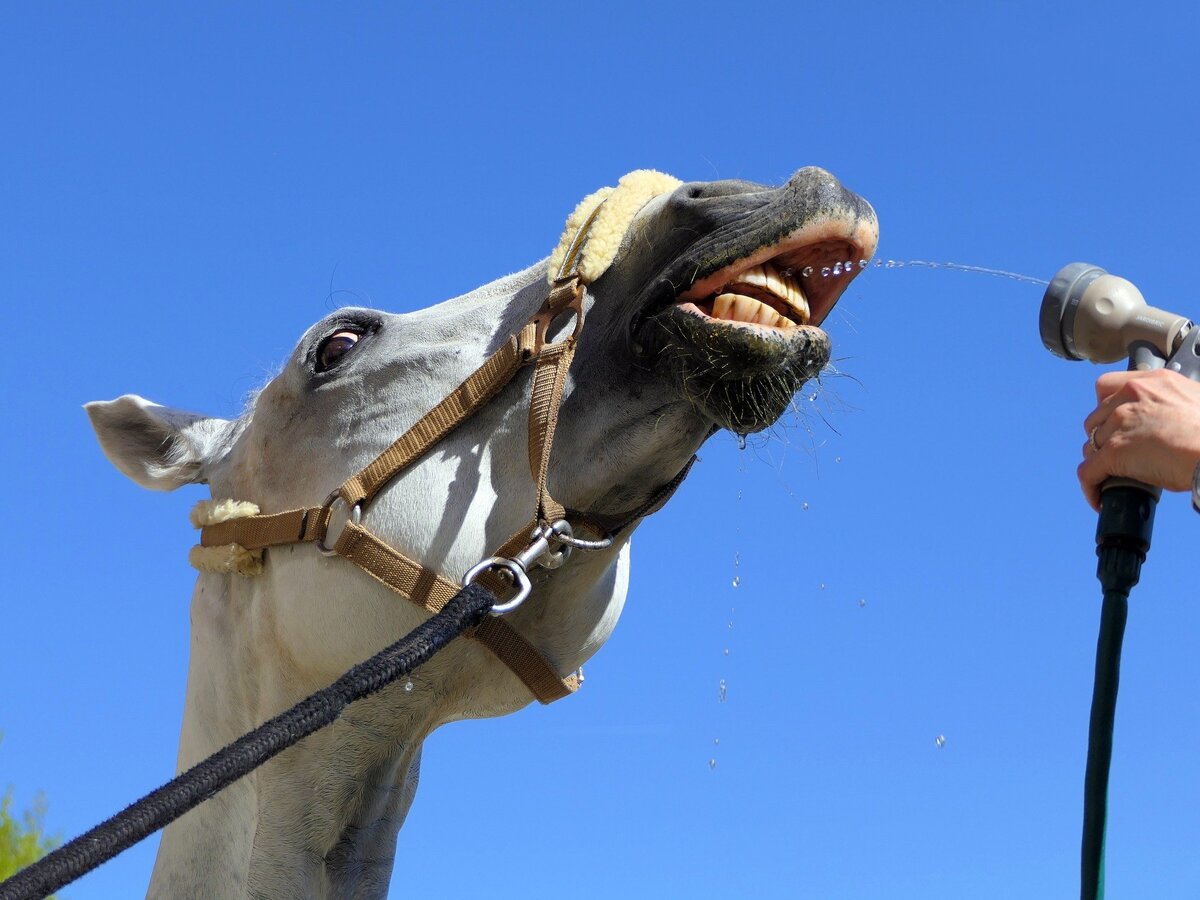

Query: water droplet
[736,433,747,450]
[404,680,414,693]
[935,734,946,749]
[723,647,731,656]
[713,737,720,746]
[733,551,740,568]
[832,262,843,276]
[835,456,842,463]
[858,259,869,269]
[718,679,728,703]
[807,391,818,401]
[727,621,734,629]
[801,266,814,277]
[708,758,717,770]
[858,598,867,608]
[819,582,827,591]
[820,266,831,277]
[801,501,810,511]
[737,490,743,501]
[731,575,741,588]
[885,259,897,268]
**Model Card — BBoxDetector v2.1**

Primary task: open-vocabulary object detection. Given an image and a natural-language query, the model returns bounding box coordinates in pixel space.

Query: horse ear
[85,394,235,491]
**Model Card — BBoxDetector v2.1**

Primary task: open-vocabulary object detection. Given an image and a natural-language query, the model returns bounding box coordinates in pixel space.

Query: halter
[190,170,694,704]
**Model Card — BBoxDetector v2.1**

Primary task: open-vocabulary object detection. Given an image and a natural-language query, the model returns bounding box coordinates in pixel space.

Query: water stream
[789,256,1048,287]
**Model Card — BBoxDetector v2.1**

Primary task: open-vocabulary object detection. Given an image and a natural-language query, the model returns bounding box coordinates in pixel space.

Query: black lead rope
[0,583,498,900]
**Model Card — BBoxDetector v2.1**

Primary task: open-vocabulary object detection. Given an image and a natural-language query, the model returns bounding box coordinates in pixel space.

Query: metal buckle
[315,491,363,557]
[462,556,534,615]
[462,520,575,614]
[530,278,586,354]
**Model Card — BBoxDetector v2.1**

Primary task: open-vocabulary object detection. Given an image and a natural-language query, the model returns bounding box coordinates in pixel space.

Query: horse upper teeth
[708,262,810,327]
[731,262,809,313]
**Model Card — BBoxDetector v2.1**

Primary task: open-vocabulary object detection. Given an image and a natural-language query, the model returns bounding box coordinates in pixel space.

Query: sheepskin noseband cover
[189,499,264,576]
[547,169,682,285]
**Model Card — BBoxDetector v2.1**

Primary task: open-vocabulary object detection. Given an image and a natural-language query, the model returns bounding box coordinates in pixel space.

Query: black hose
[0,582,497,900]
[1080,484,1158,900]
[1080,584,1129,900]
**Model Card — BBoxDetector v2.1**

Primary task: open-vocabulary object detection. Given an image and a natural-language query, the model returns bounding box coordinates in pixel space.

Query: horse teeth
[712,292,800,329]
[713,293,757,323]
[729,262,809,322]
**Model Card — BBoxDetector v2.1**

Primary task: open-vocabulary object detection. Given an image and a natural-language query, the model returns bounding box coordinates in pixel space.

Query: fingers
[1077,453,1106,512]
[1093,369,1135,405]
[1077,369,1200,507]
[1078,371,1148,510]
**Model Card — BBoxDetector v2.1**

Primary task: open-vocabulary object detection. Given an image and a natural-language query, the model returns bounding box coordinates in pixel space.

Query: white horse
[86,168,877,899]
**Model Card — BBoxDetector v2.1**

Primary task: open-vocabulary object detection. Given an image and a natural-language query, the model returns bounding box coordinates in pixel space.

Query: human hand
[1078,368,1200,511]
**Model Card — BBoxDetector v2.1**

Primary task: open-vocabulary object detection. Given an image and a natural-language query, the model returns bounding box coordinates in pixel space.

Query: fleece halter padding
[188,499,264,576]
[546,169,682,285]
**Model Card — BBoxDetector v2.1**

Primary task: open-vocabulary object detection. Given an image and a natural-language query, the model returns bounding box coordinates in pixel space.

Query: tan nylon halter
[195,171,696,705]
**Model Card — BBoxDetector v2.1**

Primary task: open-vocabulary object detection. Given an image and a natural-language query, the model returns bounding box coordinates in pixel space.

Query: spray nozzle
[1040,262,1192,365]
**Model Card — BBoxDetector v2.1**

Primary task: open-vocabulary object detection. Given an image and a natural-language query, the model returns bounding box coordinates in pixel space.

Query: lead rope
[0,582,499,900]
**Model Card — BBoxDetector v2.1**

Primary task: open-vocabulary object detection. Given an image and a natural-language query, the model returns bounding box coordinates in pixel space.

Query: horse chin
[637,304,831,435]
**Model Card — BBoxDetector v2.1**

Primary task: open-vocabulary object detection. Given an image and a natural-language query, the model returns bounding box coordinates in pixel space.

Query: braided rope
[0,583,497,900]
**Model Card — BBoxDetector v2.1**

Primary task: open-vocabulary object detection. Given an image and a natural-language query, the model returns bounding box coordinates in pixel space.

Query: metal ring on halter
[552,530,614,551]
[462,557,533,614]
[539,520,573,569]
[316,491,363,557]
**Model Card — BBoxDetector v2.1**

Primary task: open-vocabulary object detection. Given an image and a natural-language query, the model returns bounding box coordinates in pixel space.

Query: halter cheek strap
[191,170,694,705]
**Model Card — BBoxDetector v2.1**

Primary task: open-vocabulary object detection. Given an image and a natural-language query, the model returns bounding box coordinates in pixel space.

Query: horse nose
[784,166,846,197]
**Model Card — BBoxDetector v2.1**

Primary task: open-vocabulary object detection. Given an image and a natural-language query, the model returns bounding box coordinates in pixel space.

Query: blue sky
[2,2,1198,897]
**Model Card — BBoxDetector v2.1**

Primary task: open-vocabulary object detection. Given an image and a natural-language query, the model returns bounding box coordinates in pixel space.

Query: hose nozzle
[1040,262,1191,364]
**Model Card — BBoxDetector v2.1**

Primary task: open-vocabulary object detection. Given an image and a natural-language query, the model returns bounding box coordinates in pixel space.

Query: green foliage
[0,789,55,880]
[0,733,57,897]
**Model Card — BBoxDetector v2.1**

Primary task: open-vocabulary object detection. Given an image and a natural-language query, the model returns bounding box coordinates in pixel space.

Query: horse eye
[316,330,362,372]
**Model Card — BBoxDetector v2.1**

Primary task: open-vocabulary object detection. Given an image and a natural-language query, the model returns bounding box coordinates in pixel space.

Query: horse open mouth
[672,237,866,332]
[635,216,876,434]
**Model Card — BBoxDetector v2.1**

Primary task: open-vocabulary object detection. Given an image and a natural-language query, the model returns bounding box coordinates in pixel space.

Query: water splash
[875,259,1048,286]
[792,256,1047,286]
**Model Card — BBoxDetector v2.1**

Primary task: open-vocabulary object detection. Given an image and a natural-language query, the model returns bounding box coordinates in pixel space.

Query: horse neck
[148,575,431,899]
